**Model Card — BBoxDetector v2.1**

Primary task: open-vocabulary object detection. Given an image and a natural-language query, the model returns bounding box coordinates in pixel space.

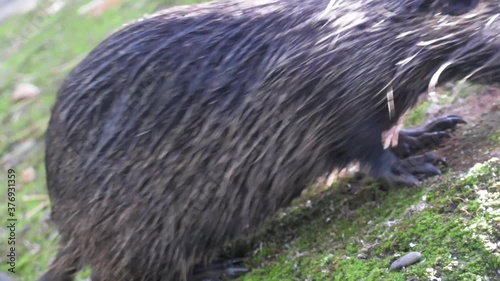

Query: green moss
[451,82,484,100]
[488,133,500,143]
[241,158,500,280]
[405,101,430,127]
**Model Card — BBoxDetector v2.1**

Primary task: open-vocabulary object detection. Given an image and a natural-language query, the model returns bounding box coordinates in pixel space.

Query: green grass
[404,101,430,127]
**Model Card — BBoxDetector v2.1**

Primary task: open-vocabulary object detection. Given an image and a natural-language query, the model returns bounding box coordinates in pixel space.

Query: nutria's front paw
[393,115,466,158]
[384,152,444,186]
[422,115,467,132]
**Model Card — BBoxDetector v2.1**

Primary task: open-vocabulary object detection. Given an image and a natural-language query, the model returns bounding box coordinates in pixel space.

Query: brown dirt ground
[432,87,500,171]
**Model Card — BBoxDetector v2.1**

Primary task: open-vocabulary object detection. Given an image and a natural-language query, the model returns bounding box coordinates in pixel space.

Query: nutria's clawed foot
[191,258,249,281]
[393,115,466,158]
[401,152,445,176]
[385,152,445,187]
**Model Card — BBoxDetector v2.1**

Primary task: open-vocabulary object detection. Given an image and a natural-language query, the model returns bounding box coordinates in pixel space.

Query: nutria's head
[378,0,500,89]
[292,0,497,125]
[314,0,499,119]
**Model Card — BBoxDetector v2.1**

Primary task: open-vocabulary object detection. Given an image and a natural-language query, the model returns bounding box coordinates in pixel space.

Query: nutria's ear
[443,0,479,16]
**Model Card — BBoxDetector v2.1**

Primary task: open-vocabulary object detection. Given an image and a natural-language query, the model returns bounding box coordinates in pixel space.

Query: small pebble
[11,83,40,101]
[0,271,14,281]
[305,200,312,208]
[357,253,367,260]
[21,166,36,182]
[390,252,422,271]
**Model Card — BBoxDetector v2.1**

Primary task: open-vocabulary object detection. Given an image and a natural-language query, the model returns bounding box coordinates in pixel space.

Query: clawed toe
[393,115,466,158]
[417,131,451,144]
[401,152,442,176]
[424,115,467,132]
[389,173,422,187]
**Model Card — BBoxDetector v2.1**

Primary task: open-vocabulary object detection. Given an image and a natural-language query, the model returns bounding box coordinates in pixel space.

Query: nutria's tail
[36,237,82,281]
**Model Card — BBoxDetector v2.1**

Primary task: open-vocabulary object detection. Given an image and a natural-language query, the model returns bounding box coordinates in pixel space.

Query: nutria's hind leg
[36,241,82,281]
[392,115,466,158]
[190,258,249,281]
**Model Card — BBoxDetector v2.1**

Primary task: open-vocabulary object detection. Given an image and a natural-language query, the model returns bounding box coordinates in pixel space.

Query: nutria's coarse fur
[40,0,495,280]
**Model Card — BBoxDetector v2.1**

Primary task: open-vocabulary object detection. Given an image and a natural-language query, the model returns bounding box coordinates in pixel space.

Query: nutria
[39,0,495,280]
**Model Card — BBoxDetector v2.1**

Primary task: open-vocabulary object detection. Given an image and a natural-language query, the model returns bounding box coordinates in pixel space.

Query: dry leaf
[78,0,125,17]
[12,83,41,101]
[21,166,36,182]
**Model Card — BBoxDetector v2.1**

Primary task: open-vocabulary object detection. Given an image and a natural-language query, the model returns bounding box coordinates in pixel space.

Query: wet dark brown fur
[40,0,500,280]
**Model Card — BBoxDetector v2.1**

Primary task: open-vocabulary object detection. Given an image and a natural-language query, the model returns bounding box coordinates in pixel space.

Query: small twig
[460,207,471,217]
[22,194,49,202]
[26,201,49,219]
